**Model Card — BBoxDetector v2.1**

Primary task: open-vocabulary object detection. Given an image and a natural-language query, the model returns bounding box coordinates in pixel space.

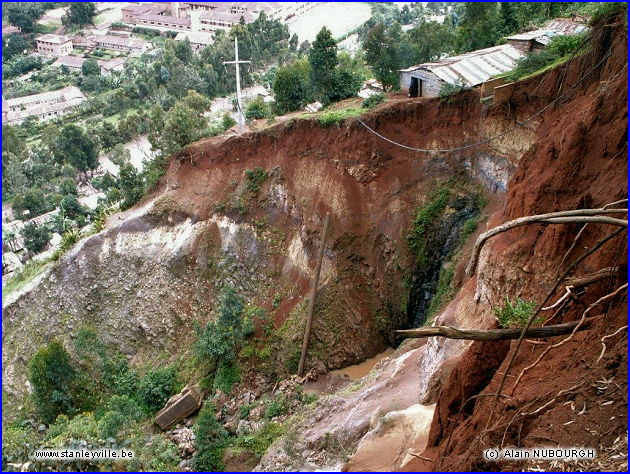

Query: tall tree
[454,2,500,53]
[363,23,401,91]
[273,58,312,114]
[62,2,97,27]
[499,2,519,36]
[309,27,338,101]
[21,222,51,253]
[54,125,98,171]
[407,19,455,64]
[7,3,44,33]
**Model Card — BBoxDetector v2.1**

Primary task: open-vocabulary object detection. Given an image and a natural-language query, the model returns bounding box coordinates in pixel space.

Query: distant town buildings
[93,34,150,53]
[51,56,126,76]
[174,32,214,53]
[120,2,325,33]
[36,34,73,57]
[2,86,87,125]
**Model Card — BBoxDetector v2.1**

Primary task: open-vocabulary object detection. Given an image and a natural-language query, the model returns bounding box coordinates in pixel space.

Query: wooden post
[298,212,331,377]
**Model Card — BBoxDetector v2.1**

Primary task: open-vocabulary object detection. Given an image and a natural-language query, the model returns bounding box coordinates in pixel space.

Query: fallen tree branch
[490,227,626,421]
[596,325,628,364]
[565,266,620,287]
[395,316,603,341]
[466,208,627,275]
[510,283,628,395]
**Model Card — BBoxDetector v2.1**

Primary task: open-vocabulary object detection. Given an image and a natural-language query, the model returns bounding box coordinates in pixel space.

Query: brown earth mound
[402,10,628,472]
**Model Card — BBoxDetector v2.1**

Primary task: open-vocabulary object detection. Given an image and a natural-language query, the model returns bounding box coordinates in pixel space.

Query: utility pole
[298,212,331,377]
[223,37,250,135]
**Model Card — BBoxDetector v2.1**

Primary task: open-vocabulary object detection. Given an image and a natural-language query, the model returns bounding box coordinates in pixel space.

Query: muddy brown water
[330,347,395,381]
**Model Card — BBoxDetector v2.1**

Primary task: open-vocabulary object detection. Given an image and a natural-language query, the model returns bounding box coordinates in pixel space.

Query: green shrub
[236,421,286,457]
[97,410,125,438]
[495,296,539,328]
[132,434,181,472]
[458,216,478,245]
[245,167,268,193]
[361,92,385,108]
[545,32,587,58]
[137,367,176,413]
[106,395,143,421]
[426,264,455,320]
[213,362,240,394]
[438,80,472,101]
[221,112,236,131]
[284,347,301,374]
[103,355,139,395]
[2,425,31,470]
[239,401,260,420]
[245,97,270,120]
[28,340,78,424]
[506,51,555,82]
[264,394,288,420]
[193,286,254,363]
[193,403,229,471]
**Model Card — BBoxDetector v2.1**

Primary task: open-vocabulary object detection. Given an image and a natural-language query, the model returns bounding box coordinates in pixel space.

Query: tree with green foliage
[363,23,401,91]
[7,3,44,33]
[407,19,455,64]
[118,163,143,209]
[81,58,100,76]
[137,367,176,413]
[59,178,78,197]
[454,2,500,53]
[309,27,339,101]
[21,222,51,253]
[60,194,83,220]
[193,286,254,363]
[3,34,30,60]
[273,58,312,114]
[2,152,28,198]
[62,2,97,27]
[159,100,207,154]
[2,124,26,157]
[54,125,98,171]
[20,187,49,218]
[28,340,77,424]
[192,403,229,471]
[499,2,519,36]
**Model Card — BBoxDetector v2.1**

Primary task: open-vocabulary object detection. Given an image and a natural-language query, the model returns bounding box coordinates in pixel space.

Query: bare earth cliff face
[2,67,534,404]
[2,12,627,473]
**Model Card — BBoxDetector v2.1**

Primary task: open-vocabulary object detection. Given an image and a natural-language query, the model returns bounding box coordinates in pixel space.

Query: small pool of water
[330,347,396,381]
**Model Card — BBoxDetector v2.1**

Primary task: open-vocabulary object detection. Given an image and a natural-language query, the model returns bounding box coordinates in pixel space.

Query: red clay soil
[153,51,527,371]
[401,11,628,472]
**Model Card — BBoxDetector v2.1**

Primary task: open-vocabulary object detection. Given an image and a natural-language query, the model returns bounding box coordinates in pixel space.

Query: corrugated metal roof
[400,44,525,88]
[507,19,587,44]
[545,19,587,35]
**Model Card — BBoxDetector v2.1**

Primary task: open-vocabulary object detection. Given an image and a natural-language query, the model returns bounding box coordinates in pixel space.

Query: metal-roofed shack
[399,44,524,98]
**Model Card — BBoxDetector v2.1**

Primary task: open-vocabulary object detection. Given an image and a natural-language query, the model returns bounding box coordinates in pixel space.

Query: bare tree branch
[395,316,603,341]
[466,208,627,275]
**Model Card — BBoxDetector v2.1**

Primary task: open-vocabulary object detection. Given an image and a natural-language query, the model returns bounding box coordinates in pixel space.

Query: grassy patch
[235,421,286,457]
[2,259,53,303]
[317,107,363,127]
[407,185,451,266]
[495,296,539,328]
[425,264,455,321]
